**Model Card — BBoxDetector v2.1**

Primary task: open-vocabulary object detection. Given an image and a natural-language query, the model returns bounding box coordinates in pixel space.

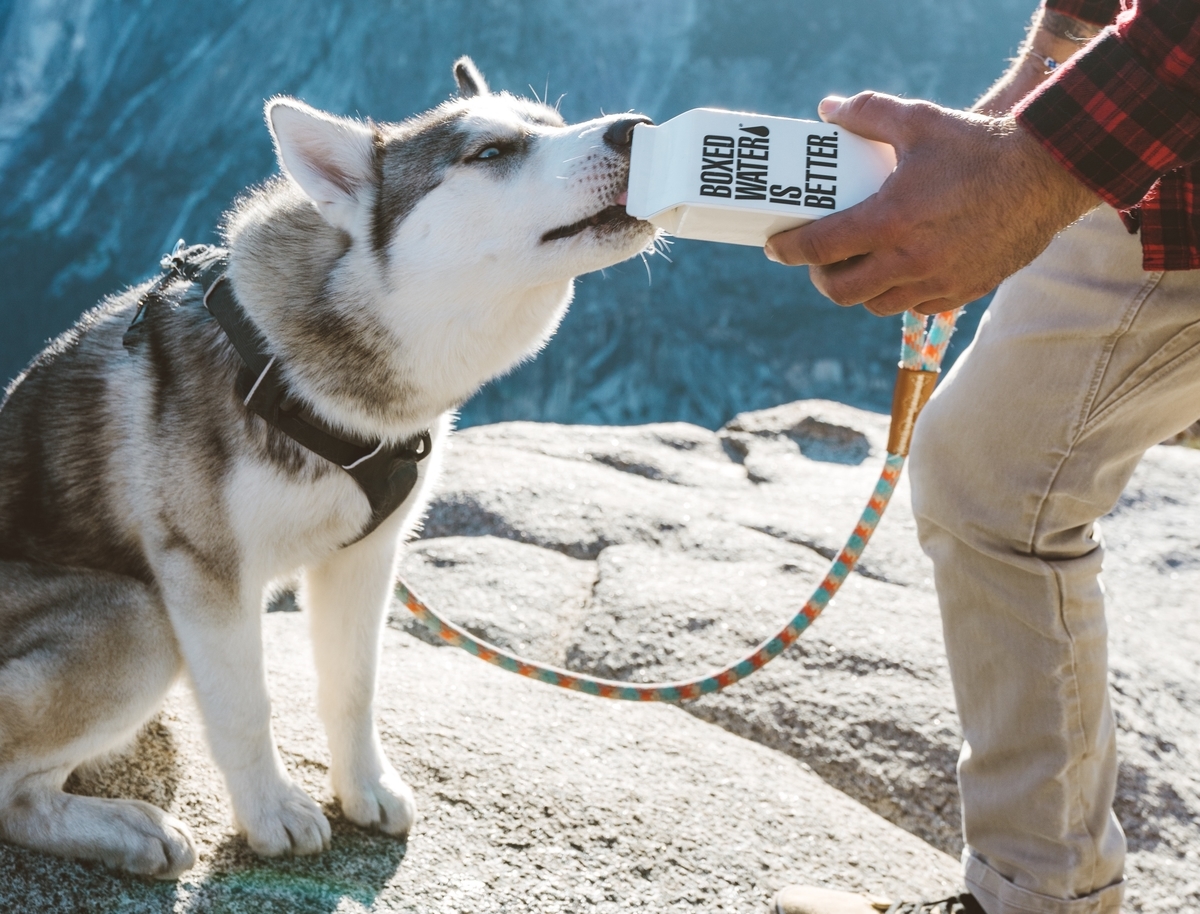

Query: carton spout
[625,123,663,220]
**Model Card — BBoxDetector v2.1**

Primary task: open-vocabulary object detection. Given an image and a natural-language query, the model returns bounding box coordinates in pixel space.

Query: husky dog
[0,58,654,878]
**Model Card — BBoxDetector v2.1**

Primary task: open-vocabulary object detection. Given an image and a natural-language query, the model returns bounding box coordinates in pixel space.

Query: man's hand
[763,94,1100,316]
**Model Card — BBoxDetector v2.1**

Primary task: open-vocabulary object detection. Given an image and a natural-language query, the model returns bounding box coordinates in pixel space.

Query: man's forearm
[973,7,1103,117]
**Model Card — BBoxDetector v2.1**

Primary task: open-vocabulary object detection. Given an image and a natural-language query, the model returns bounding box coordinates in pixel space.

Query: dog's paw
[100,800,197,879]
[335,764,416,839]
[235,782,331,857]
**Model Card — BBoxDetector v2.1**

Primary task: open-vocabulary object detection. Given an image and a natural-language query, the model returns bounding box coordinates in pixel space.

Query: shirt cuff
[1015,30,1200,209]
[1045,0,1119,27]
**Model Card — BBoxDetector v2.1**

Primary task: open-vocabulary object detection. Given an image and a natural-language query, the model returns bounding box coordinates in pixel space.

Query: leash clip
[124,241,227,351]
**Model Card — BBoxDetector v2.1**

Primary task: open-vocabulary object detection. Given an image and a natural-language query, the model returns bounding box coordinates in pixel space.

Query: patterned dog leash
[396,309,961,701]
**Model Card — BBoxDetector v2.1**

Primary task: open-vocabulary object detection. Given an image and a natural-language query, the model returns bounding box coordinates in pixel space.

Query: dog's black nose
[604,115,653,152]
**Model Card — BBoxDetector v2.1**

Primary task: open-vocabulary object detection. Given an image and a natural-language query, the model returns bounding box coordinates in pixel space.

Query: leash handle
[901,309,958,372]
[889,309,958,456]
[887,368,938,457]
[398,307,963,701]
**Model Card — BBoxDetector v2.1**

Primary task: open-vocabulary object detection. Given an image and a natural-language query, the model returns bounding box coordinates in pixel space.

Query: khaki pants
[909,206,1200,914]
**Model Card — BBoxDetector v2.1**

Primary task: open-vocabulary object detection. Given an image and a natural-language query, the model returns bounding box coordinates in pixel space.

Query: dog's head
[233,59,659,427]
[264,58,656,291]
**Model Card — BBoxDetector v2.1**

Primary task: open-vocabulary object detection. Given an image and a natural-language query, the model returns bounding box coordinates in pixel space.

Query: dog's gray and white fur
[0,58,654,878]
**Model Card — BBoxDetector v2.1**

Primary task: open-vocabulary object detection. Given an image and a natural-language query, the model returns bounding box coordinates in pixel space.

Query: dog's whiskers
[639,250,654,285]
[651,234,674,263]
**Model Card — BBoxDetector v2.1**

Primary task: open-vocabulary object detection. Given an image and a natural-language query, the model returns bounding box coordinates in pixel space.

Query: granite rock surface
[406,401,1200,913]
[3,401,1196,912]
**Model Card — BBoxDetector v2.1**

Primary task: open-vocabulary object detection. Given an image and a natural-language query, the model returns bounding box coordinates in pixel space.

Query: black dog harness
[124,242,431,545]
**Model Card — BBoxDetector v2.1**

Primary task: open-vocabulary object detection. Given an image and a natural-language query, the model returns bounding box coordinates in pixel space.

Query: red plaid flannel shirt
[1015,0,1200,270]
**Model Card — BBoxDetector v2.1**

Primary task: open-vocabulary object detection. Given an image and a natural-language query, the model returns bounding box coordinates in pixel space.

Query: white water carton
[626,108,896,247]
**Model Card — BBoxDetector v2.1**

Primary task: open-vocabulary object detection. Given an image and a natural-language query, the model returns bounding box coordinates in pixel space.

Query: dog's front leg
[160,558,331,856]
[303,527,416,839]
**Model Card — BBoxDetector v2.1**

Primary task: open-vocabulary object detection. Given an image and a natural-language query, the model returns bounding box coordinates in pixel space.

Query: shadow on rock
[185,816,408,913]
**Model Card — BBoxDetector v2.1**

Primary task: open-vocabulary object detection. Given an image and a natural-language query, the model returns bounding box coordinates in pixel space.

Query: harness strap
[127,242,431,545]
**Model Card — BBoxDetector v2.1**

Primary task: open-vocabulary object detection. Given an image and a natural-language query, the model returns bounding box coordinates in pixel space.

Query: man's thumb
[818,91,913,147]
[817,96,847,120]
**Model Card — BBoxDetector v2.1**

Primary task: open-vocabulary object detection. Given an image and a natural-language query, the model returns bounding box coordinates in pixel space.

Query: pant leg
[908,205,1200,914]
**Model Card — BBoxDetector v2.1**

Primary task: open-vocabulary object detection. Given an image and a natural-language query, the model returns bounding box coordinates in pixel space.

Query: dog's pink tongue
[616,190,628,206]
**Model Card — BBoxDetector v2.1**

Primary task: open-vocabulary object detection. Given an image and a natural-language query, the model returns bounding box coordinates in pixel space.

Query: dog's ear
[266,97,376,233]
[453,56,489,98]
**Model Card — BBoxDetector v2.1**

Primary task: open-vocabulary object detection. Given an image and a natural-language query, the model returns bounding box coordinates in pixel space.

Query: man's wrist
[973,8,1102,117]
[1026,10,1101,78]
[1005,120,1100,224]
[1041,9,1103,44]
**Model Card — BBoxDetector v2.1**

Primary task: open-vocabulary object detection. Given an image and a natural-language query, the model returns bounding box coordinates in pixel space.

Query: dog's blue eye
[476,146,502,160]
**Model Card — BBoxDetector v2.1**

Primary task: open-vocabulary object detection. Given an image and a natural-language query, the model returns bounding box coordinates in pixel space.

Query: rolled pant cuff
[964,850,1124,914]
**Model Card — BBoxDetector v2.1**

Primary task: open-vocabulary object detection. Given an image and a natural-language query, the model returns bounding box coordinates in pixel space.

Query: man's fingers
[859,287,923,317]
[765,205,879,267]
[857,285,963,317]
[765,91,941,268]
[860,279,962,317]
[913,298,963,315]
[819,91,923,148]
[810,257,892,306]
[808,247,930,307]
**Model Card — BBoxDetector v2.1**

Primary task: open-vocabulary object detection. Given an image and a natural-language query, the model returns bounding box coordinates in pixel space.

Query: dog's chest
[220,449,370,561]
